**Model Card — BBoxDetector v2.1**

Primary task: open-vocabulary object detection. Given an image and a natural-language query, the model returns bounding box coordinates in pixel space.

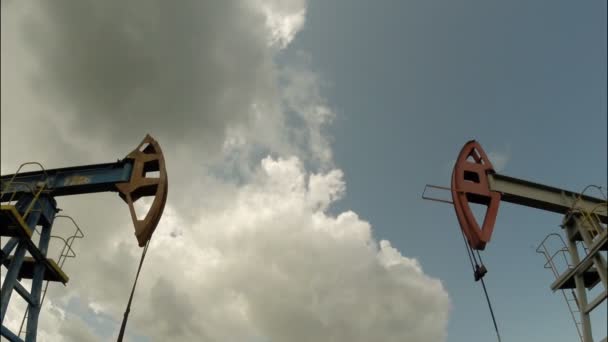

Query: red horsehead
[451,140,502,250]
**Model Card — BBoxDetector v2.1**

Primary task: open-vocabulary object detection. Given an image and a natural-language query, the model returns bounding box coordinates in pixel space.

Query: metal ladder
[537,233,584,342]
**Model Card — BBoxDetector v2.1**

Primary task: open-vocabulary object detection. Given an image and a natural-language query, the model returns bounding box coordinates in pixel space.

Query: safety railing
[17,214,85,338]
[568,185,607,241]
[1,162,49,199]
[1,162,51,222]
[536,233,583,342]
[537,233,573,275]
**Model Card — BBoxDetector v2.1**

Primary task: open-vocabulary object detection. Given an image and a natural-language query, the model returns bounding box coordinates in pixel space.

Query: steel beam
[1,200,42,325]
[571,215,608,290]
[551,230,608,291]
[488,173,607,223]
[1,238,19,263]
[0,241,27,324]
[0,196,56,342]
[585,290,607,314]
[13,282,36,307]
[0,160,133,201]
[564,223,594,342]
[1,325,24,342]
[25,198,55,342]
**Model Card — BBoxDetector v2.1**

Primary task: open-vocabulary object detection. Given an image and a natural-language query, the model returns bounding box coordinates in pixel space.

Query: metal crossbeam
[13,282,36,307]
[585,290,607,314]
[551,231,607,291]
[1,160,133,200]
[1,196,57,342]
[488,173,607,223]
[1,325,24,342]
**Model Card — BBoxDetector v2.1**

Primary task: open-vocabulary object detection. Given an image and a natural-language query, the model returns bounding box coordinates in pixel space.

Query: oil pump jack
[0,135,168,342]
[424,140,607,342]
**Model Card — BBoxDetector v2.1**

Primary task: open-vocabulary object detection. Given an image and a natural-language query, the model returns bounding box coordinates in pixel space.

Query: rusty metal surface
[451,140,501,250]
[116,135,168,247]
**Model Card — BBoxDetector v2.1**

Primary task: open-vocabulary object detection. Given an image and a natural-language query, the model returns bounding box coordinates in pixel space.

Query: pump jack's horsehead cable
[115,135,167,341]
[452,141,502,342]
[0,134,167,341]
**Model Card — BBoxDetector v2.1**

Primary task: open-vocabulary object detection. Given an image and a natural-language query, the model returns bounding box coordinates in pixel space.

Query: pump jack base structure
[0,135,168,342]
[423,140,607,342]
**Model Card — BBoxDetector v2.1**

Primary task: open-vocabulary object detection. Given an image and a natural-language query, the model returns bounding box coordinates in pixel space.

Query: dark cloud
[18,0,278,154]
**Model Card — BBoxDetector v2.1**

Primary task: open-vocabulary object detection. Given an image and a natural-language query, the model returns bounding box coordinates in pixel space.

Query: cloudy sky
[1,1,606,342]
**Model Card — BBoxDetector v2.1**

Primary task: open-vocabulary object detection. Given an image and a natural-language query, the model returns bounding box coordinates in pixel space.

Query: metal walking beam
[426,139,607,342]
[488,173,607,222]
[450,140,606,250]
[1,134,168,342]
[1,134,168,247]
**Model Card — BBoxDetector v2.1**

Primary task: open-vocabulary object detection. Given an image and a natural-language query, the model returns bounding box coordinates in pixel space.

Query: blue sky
[284,1,607,341]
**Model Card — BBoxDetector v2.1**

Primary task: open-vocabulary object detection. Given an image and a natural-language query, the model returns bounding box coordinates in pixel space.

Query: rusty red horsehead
[451,140,502,250]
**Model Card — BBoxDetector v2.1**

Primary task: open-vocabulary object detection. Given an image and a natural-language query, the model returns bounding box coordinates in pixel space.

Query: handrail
[1,162,51,227]
[1,162,48,197]
[22,184,47,221]
[536,232,583,341]
[421,184,454,204]
[543,248,571,270]
[568,204,607,240]
[17,214,85,338]
[566,184,607,239]
[536,233,572,278]
[579,185,607,200]
[53,215,85,267]
[536,233,568,251]
[1,181,36,204]
[49,236,77,259]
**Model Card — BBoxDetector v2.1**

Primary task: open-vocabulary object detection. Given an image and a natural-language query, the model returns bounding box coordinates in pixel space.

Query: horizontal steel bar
[551,231,608,291]
[23,240,68,285]
[421,185,454,204]
[585,289,607,314]
[1,160,133,199]
[13,281,36,307]
[488,173,607,223]
[1,238,19,263]
[1,325,23,342]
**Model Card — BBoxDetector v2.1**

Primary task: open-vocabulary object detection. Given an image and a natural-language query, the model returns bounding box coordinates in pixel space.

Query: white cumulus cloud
[1,1,450,341]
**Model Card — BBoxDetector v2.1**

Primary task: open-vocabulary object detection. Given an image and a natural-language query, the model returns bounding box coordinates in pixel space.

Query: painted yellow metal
[22,184,47,221]
[1,256,69,284]
[0,162,48,203]
[116,135,168,247]
[0,205,33,238]
[46,259,69,284]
